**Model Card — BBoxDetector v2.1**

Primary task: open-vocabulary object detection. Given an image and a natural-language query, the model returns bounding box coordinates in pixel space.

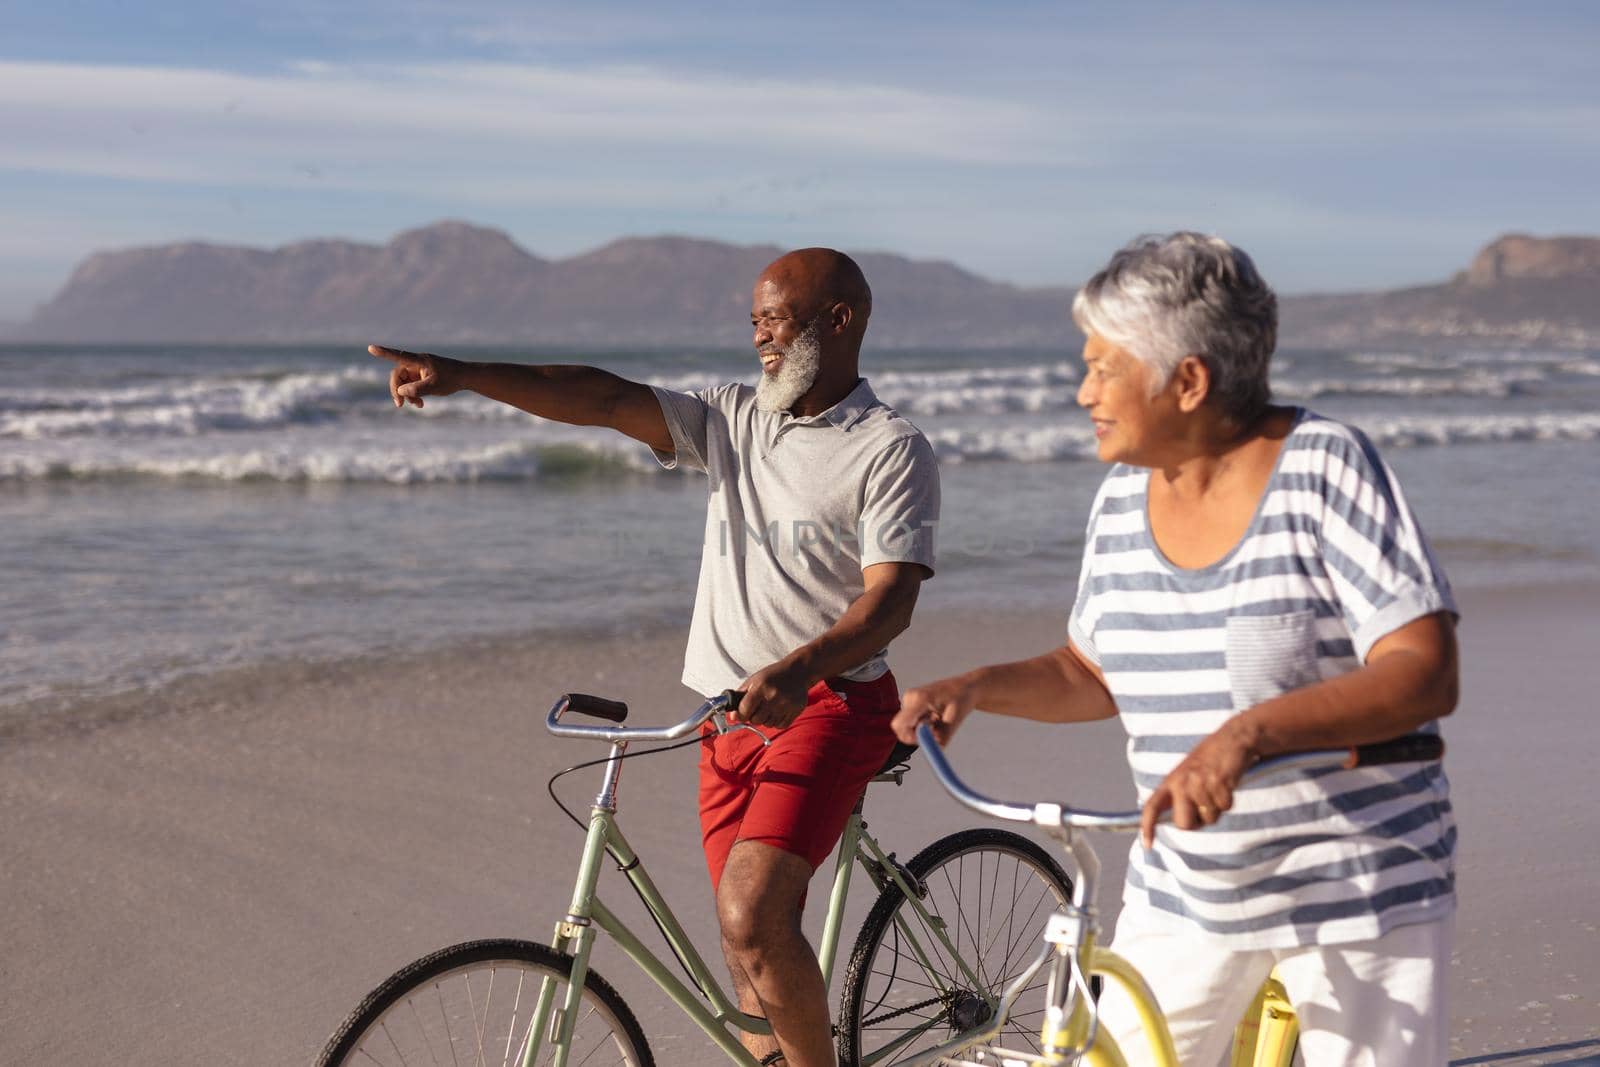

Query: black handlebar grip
[563,693,629,723]
[1350,734,1444,767]
[720,689,746,712]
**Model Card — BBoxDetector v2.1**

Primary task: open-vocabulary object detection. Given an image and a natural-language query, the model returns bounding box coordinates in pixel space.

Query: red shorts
[698,672,901,891]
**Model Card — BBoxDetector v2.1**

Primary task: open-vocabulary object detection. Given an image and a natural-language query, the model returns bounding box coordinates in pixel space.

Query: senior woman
[892,232,1458,1066]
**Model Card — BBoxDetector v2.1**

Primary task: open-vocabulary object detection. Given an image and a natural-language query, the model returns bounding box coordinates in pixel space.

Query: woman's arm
[891,640,1117,747]
[1140,610,1458,845]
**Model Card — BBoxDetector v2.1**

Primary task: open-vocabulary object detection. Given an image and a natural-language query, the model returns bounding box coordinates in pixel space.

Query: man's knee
[716,841,811,956]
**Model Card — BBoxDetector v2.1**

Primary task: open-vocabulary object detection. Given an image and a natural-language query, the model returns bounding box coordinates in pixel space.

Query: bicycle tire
[317,938,654,1067]
[837,827,1074,1066]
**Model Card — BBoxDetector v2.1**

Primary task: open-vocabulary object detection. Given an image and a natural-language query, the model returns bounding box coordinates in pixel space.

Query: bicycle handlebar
[914,724,1444,832]
[545,691,739,743]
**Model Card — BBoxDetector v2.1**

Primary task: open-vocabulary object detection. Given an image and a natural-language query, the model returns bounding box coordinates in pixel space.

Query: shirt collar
[764,378,880,455]
[815,378,879,431]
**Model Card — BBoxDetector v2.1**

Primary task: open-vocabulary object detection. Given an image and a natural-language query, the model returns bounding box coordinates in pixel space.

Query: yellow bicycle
[909,724,1445,1066]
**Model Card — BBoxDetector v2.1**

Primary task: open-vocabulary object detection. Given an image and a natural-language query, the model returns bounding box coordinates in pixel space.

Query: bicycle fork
[1036,827,1181,1067]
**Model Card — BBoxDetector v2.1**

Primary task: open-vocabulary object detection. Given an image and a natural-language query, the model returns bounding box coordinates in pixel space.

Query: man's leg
[718,841,834,1067]
[699,675,901,1066]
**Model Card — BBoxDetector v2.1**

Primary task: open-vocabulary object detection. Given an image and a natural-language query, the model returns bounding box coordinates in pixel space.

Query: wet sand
[1,584,1596,1065]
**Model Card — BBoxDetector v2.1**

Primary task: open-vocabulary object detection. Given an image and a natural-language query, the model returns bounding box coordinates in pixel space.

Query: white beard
[754,318,824,413]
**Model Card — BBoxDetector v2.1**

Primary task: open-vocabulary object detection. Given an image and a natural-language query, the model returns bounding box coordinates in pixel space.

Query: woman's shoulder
[1279,408,1390,476]
[1087,463,1149,515]
[1274,408,1413,527]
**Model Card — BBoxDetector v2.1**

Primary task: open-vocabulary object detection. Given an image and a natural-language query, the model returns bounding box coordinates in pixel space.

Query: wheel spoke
[380,1020,411,1067]
[435,980,462,1067]
[501,971,526,1067]
[408,997,443,1067]
[468,968,493,1067]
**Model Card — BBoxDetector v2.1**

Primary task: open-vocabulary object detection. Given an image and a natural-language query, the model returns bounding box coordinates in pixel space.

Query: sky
[2,0,1598,320]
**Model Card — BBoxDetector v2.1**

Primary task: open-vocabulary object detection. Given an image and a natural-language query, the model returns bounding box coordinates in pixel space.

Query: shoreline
[0,613,695,747]
[2,584,1597,1064]
[5,575,1596,744]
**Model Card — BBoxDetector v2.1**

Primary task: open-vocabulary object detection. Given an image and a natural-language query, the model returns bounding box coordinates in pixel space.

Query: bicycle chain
[861,994,949,1029]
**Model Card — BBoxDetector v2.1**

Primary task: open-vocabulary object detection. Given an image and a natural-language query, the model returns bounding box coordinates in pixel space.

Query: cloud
[0,58,1066,192]
[2,11,1597,308]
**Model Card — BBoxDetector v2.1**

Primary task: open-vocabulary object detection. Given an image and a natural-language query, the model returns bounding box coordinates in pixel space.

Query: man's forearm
[446,360,672,452]
[779,577,918,685]
[458,362,633,426]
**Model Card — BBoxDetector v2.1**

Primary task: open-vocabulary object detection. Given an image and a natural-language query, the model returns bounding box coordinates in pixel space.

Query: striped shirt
[1069,408,1458,948]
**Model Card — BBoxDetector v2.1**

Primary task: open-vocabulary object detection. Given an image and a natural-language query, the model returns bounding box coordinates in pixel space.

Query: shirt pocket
[1224,610,1320,711]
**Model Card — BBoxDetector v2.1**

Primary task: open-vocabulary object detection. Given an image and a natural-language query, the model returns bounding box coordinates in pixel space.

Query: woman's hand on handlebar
[893,675,979,747]
[1139,717,1259,847]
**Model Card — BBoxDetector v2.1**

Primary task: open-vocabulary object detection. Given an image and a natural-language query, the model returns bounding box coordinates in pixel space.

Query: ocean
[4,342,1598,718]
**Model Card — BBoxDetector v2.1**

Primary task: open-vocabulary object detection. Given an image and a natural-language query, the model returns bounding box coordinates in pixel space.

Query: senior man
[370,247,939,1067]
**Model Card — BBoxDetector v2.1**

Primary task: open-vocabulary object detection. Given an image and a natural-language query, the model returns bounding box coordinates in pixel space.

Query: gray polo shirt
[651,378,940,696]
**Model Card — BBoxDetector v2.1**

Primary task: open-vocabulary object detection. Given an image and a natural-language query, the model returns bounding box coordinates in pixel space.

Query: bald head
[749,247,874,416]
[757,248,872,333]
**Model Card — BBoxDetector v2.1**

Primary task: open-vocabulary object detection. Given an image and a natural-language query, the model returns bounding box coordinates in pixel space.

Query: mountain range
[12,224,1600,350]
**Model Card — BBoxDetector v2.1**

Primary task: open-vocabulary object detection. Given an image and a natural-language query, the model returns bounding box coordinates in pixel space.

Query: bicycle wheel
[837,827,1074,1066]
[318,938,653,1067]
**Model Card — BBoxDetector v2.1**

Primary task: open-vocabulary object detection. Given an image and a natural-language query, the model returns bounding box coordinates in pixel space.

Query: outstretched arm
[733,562,929,727]
[369,344,672,453]
[890,641,1117,747]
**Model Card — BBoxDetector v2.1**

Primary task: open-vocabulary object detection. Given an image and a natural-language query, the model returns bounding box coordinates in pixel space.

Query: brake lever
[709,708,772,746]
[712,690,772,747]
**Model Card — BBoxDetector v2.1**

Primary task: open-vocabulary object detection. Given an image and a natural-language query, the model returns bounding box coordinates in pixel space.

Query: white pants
[1096,906,1452,1067]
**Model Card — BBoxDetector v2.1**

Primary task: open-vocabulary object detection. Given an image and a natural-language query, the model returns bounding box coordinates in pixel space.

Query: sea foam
[7,411,1597,483]
[5,357,1572,442]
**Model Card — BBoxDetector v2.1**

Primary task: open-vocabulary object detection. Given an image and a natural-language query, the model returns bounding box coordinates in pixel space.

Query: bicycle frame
[527,803,764,1067]
[517,745,993,1067]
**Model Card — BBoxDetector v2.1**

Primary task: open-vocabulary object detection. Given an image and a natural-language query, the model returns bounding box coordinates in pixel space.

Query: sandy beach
[2,583,1597,1065]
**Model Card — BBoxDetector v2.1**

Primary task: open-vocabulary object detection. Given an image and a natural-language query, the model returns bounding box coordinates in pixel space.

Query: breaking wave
[0,367,376,440]
[6,357,1579,441]
[8,411,1597,484]
[0,439,659,484]
[927,412,1600,464]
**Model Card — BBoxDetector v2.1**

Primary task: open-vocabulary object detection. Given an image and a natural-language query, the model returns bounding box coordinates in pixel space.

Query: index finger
[1140,787,1172,849]
[368,344,420,363]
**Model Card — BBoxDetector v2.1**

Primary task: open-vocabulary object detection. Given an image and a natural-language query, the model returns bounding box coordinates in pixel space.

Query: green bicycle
[317,691,1076,1066]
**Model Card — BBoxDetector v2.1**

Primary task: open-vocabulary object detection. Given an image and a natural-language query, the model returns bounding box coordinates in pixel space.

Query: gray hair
[1071,232,1278,424]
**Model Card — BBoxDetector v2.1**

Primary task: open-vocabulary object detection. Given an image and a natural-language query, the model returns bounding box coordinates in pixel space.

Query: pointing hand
[368,344,464,409]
